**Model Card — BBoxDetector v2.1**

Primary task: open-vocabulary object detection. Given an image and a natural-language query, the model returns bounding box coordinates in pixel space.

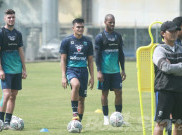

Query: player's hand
[88,77,94,90]
[0,69,5,80]
[22,70,27,79]
[62,77,68,89]
[121,71,126,81]
[97,71,104,82]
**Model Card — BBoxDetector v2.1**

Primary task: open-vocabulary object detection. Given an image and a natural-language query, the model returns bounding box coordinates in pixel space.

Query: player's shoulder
[95,33,103,43]
[61,35,73,44]
[82,35,92,43]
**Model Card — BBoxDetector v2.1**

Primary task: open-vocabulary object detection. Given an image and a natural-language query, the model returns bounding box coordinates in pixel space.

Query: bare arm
[0,47,5,80]
[88,55,94,89]
[61,54,68,89]
[18,47,27,79]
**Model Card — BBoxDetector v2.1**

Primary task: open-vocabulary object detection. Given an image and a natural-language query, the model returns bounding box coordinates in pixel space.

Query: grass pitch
[0,61,153,135]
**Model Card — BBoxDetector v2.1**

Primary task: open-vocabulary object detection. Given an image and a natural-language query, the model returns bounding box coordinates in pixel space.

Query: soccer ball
[10,116,24,130]
[67,120,82,133]
[110,112,123,127]
[0,120,3,132]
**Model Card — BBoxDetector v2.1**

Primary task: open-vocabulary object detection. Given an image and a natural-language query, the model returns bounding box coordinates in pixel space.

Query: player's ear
[160,31,165,38]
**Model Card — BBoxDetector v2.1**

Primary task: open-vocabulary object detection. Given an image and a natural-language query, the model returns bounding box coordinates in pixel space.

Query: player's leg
[173,123,182,135]
[78,96,85,122]
[5,90,18,123]
[172,93,182,135]
[4,73,22,129]
[154,122,167,135]
[154,91,173,135]
[77,68,88,122]
[111,73,122,113]
[114,90,122,112]
[0,89,11,122]
[102,90,109,125]
[70,78,80,120]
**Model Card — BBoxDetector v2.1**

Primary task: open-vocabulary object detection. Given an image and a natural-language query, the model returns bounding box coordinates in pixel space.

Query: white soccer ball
[67,120,82,133]
[10,116,24,130]
[110,112,123,127]
[0,120,4,132]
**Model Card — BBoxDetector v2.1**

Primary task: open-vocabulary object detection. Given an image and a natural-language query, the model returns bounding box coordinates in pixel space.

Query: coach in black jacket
[153,21,182,135]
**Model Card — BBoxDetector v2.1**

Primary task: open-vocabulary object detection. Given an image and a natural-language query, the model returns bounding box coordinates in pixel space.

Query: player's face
[4,14,15,27]
[72,23,84,38]
[163,30,178,42]
[105,17,115,32]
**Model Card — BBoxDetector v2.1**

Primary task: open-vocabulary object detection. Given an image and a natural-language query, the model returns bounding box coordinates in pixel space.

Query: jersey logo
[75,45,83,52]
[8,36,16,41]
[83,41,87,46]
[71,41,74,44]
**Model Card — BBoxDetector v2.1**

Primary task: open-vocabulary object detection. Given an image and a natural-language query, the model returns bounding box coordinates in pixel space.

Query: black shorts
[97,73,122,91]
[155,91,182,124]
[1,73,22,90]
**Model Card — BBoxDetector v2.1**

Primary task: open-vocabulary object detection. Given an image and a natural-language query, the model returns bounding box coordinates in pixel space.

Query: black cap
[161,21,181,32]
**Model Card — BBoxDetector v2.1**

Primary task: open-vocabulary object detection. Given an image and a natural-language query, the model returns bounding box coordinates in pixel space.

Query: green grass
[0,61,153,135]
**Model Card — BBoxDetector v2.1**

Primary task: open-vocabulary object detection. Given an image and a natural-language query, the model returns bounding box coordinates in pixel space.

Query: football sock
[115,105,122,112]
[78,114,83,122]
[102,105,108,116]
[71,101,78,114]
[0,112,5,122]
[5,113,12,123]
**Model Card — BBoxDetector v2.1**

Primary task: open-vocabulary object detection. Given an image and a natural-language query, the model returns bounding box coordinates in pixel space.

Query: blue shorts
[97,73,122,91]
[1,73,22,90]
[66,67,88,97]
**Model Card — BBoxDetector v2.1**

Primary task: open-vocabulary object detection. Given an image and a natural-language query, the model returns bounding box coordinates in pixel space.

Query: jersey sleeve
[153,45,182,76]
[118,34,125,71]
[0,29,3,48]
[59,38,68,54]
[87,40,93,56]
[95,33,102,71]
[18,32,23,47]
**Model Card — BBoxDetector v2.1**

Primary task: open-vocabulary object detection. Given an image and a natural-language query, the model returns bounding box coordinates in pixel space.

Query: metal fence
[13,23,162,62]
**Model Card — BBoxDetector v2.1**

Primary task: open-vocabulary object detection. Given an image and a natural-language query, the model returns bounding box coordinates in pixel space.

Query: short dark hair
[4,9,15,15]
[173,16,182,27]
[105,14,115,21]
[72,18,84,25]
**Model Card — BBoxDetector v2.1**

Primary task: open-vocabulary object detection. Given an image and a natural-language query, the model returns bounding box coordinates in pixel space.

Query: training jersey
[95,30,125,73]
[175,38,182,46]
[0,27,23,74]
[153,44,182,93]
[60,34,93,67]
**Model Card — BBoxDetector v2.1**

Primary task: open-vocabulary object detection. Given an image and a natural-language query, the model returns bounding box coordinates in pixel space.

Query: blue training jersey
[59,34,93,67]
[0,27,23,74]
[95,31,125,73]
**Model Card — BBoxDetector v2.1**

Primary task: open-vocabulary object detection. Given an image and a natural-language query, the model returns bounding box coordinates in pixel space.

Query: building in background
[0,0,181,60]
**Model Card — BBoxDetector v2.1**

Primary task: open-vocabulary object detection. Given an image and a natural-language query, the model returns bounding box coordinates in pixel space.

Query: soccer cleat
[3,122,11,130]
[103,116,109,125]
[72,113,80,121]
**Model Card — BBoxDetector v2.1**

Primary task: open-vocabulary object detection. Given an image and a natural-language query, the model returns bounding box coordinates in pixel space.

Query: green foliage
[0,62,152,135]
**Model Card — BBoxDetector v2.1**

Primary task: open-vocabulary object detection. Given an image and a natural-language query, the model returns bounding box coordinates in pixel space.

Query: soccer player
[95,14,126,125]
[173,16,182,46]
[0,9,27,130]
[153,21,182,135]
[60,18,94,122]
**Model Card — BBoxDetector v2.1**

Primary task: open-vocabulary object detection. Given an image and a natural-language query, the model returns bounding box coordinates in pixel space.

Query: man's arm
[95,34,104,82]
[118,35,126,81]
[18,47,27,79]
[88,55,94,89]
[153,46,182,76]
[61,54,68,89]
[0,47,5,80]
